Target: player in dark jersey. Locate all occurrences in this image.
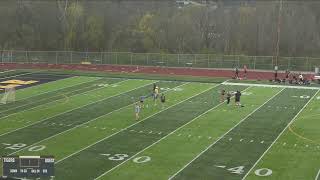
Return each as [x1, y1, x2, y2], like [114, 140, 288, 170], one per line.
[226, 92, 231, 105]
[235, 90, 242, 106]
[160, 93, 166, 109]
[139, 96, 146, 108]
[235, 67, 239, 79]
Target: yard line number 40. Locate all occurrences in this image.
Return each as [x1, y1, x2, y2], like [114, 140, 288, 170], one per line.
[216, 165, 273, 177]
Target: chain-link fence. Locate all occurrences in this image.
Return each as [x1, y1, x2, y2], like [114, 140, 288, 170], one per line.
[0, 50, 319, 71]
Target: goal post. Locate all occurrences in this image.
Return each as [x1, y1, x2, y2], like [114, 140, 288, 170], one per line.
[1, 86, 16, 104]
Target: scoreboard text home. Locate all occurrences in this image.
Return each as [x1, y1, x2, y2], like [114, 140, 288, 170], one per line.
[2, 156, 54, 178]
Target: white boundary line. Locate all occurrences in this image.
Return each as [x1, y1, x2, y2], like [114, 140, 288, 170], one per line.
[0, 78, 130, 121]
[0, 79, 154, 138]
[315, 169, 320, 180]
[168, 88, 286, 180]
[0, 76, 102, 114]
[0, 70, 15, 74]
[0, 71, 38, 80]
[222, 82, 320, 90]
[9, 82, 188, 156]
[56, 83, 218, 164]
[242, 89, 320, 180]
[93, 86, 252, 179]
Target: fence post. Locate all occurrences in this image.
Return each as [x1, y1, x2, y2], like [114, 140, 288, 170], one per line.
[26, 51, 28, 63]
[178, 54, 180, 65]
[100, 52, 103, 64]
[147, 53, 149, 65]
[70, 51, 73, 64]
[55, 52, 58, 64]
[130, 53, 133, 65]
[306, 57, 309, 71]
[207, 54, 210, 68]
[253, 56, 256, 70]
[116, 52, 118, 64]
[194, 54, 197, 66]
[10, 50, 13, 63]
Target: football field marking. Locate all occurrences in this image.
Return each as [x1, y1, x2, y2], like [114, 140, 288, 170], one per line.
[0, 76, 107, 119]
[57, 83, 217, 165]
[0, 71, 39, 80]
[9, 82, 188, 156]
[0, 79, 129, 124]
[315, 169, 320, 180]
[242, 89, 320, 180]
[222, 82, 320, 90]
[0, 79, 151, 138]
[168, 87, 285, 180]
[7, 76, 98, 104]
[0, 70, 15, 74]
[93, 86, 252, 179]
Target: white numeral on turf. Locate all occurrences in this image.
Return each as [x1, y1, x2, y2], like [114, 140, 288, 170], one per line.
[255, 168, 273, 176]
[316, 96, 320, 100]
[242, 92, 252, 95]
[133, 156, 151, 163]
[5, 143, 27, 150]
[102, 153, 151, 163]
[227, 166, 245, 175]
[300, 95, 310, 99]
[28, 145, 46, 152]
[108, 154, 129, 161]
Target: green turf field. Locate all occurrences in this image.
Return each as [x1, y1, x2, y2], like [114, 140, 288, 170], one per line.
[0, 70, 319, 180]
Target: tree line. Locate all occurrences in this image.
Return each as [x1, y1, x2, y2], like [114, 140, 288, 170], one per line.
[1, 0, 320, 57]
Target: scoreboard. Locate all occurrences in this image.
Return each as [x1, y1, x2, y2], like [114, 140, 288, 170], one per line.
[2, 156, 54, 178]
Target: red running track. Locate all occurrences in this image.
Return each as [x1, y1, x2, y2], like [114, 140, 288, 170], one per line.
[0, 63, 316, 81]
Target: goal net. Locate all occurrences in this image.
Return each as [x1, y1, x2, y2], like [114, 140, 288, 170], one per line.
[1, 86, 16, 104]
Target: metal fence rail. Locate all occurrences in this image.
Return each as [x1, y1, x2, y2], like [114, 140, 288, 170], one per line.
[0, 50, 319, 71]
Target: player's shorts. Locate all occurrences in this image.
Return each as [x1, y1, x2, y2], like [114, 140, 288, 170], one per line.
[153, 94, 158, 99]
[235, 98, 240, 102]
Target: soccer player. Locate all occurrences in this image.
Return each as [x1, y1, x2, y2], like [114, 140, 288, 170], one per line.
[154, 86, 159, 105]
[139, 95, 146, 108]
[153, 83, 157, 92]
[235, 90, 242, 106]
[134, 102, 141, 120]
[226, 92, 231, 105]
[243, 65, 248, 79]
[234, 67, 239, 79]
[160, 93, 166, 109]
[220, 89, 226, 102]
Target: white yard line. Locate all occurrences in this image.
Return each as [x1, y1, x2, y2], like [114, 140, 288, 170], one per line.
[222, 82, 320, 90]
[0, 70, 15, 74]
[168, 88, 285, 180]
[94, 85, 252, 179]
[0, 76, 102, 113]
[315, 169, 320, 180]
[9, 82, 188, 156]
[242, 89, 320, 180]
[0, 71, 39, 80]
[0, 79, 153, 138]
[0, 79, 130, 121]
[56, 83, 218, 164]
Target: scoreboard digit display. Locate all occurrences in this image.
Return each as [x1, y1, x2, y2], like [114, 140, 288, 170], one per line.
[2, 156, 54, 178]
